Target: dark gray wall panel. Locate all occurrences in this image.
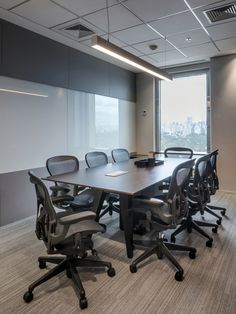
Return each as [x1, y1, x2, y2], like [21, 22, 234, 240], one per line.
[108, 65, 136, 101]
[0, 167, 49, 226]
[0, 22, 2, 67]
[68, 48, 109, 96]
[0, 19, 136, 102]
[1, 20, 69, 88]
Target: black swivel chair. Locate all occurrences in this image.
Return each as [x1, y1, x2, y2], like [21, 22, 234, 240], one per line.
[111, 148, 130, 162]
[129, 159, 197, 281]
[158, 146, 194, 193]
[164, 147, 194, 158]
[23, 172, 115, 310]
[46, 155, 94, 211]
[206, 149, 226, 216]
[85, 151, 120, 219]
[170, 154, 218, 247]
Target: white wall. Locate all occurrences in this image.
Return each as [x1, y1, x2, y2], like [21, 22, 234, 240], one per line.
[211, 55, 236, 192]
[136, 73, 156, 154]
[0, 76, 136, 174]
[0, 76, 68, 173]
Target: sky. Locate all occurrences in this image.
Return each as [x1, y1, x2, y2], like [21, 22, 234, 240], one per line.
[160, 74, 207, 124]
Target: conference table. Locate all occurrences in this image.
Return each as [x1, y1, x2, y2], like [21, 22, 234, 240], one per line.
[44, 157, 189, 258]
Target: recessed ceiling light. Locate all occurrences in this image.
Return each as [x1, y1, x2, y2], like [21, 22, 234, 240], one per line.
[149, 44, 158, 51]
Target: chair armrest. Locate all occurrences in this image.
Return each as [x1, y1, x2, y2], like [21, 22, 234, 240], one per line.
[133, 196, 164, 207]
[51, 195, 74, 204]
[59, 211, 96, 225]
[50, 185, 70, 194]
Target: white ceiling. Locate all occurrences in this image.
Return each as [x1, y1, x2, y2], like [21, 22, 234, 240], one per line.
[0, 0, 236, 71]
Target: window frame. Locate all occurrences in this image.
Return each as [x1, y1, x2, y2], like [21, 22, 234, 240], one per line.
[155, 68, 211, 154]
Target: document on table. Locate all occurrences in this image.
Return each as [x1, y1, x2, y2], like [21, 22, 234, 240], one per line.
[105, 170, 128, 177]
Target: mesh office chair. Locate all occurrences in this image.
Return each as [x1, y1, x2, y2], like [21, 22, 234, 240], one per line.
[164, 147, 194, 158]
[129, 159, 196, 281]
[206, 150, 226, 216]
[23, 172, 115, 310]
[46, 155, 94, 211]
[170, 154, 218, 247]
[111, 148, 130, 162]
[158, 147, 193, 193]
[85, 151, 120, 219]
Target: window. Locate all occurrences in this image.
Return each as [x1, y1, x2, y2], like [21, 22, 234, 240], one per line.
[159, 72, 209, 153]
[93, 95, 119, 150]
[67, 90, 136, 159]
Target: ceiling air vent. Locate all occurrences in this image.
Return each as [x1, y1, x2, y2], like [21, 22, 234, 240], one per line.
[62, 23, 94, 39]
[204, 2, 236, 23]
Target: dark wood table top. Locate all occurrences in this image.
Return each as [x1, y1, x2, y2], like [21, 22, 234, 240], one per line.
[44, 157, 189, 196]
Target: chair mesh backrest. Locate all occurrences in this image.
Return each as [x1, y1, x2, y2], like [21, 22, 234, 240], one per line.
[112, 148, 130, 162]
[194, 154, 211, 186]
[164, 147, 193, 159]
[167, 159, 195, 220]
[85, 151, 108, 168]
[46, 155, 79, 176]
[28, 171, 57, 246]
[192, 154, 211, 204]
[209, 150, 219, 193]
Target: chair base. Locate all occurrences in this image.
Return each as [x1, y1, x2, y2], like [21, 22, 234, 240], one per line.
[207, 204, 227, 216]
[170, 215, 216, 247]
[98, 202, 120, 219]
[204, 206, 222, 225]
[130, 236, 196, 281]
[23, 254, 115, 310]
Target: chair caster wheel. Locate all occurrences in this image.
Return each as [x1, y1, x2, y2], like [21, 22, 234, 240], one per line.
[91, 249, 97, 256]
[216, 219, 222, 225]
[130, 264, 137, 273]
[79, 297, 88, 309]
[66, 270, 72, 278]
[206, 239, 213, 247]
[170, 236, 176, 243]
[81, 252, 88, 259]
[38, 260, 46, 269]
[107, 267, 116, 277]
[23, 291, 33, 303]
[189, 249, 196, 259]
[221, 210, 226, 216]
[175, 271, 184, 282]
[212, 227, 218, 233]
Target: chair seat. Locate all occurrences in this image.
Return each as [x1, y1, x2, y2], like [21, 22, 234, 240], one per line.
[70, 189, 94, 209]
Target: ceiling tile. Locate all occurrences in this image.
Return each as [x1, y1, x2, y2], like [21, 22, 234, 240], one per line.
[11, 0, 77, 28]
[83, 5, 141, 33]
[180, 42, 218, 57]
[187, 0, 229, 8]
[123, 45, 143, 56]
[0, 0, 25, 10]
[207, 20, 236, 41]
[215, 37, 236, 52]
[112, 24, 160, 45]
[133, 38, 173, 54]
[52, 0, 125, 17]
[149, 11, 200, 37]
[167, 29, 210, 48]
[149, 49, 185, 64]
[125, 0, 188, 22]
[160, 55, 208, 67]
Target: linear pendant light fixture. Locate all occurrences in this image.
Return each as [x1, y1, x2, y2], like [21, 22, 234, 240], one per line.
[91, 35, 172, 81]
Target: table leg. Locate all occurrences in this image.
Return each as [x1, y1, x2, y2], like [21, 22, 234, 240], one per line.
[92, 189, 107, 221]
[119, 195, 133, 258]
